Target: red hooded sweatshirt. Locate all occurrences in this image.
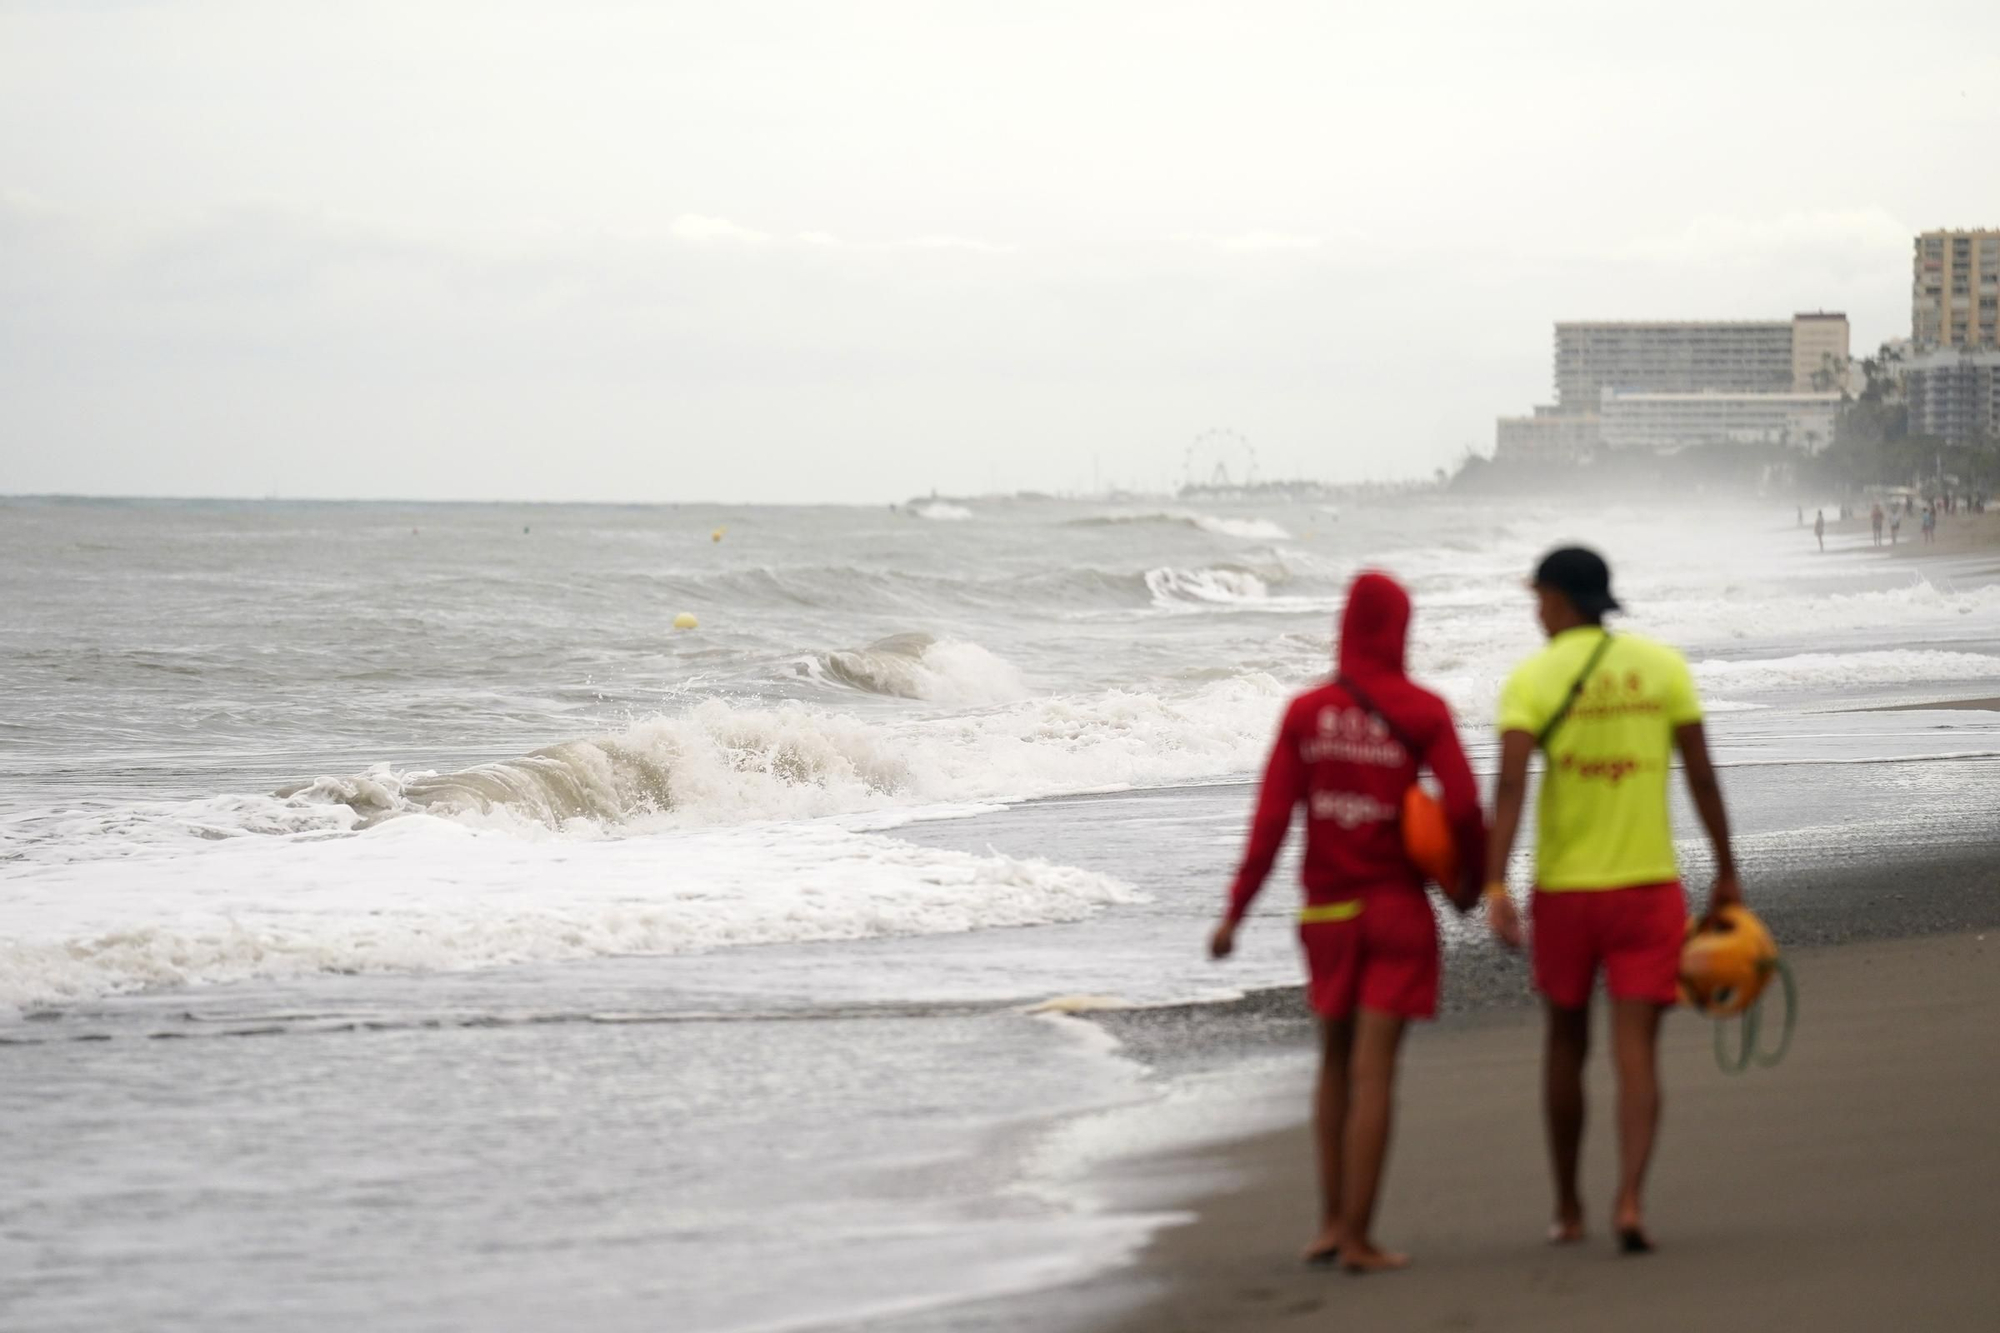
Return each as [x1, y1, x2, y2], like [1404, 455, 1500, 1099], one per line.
[1224, 571, 1486, 923]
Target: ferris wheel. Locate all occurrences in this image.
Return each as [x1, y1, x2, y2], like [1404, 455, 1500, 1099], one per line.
[1184, 429, 1257, 490]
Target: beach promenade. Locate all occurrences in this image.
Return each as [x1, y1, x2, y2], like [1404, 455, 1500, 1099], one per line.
[1075, 930, 2000, 1332]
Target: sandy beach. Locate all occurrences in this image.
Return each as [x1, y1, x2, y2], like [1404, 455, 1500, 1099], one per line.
[1818, 507, 2000, 562]
[1060, 931, 2000, 1333]
[1892, 509, 2000, 561]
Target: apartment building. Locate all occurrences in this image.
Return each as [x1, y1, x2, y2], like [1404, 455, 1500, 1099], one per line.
[1913, 230, 2000, 350]
[1791, 312, 1852, 392]
[1904, 348, 2000, 447]
[1598, 390, 1841, 455]
[1554, 320, 1794, 411]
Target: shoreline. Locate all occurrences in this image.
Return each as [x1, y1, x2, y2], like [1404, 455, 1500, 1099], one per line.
[1890, 508, 2000, 560]
[1859, 695, 2000, 712]
[856, 834, 2000, 1333]
[1092, 930, 1999, 1333]
[1820, 507, 2000, 561]
[1101, 835, 2000, 1047]
[908, 926, 2000, 1333]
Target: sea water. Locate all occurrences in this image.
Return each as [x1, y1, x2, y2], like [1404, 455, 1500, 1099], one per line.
[3, 494, 1998, 1331]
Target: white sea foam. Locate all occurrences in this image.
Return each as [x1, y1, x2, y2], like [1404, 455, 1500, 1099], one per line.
[0, 820, 1144, 1011]
[1626, 579, 2000, 649]
[29, 633, 1992, 873]
[4, 673, 1295, 863]
[1689, 649, 2000, 696]
[804, 633, 1028, 705]
[1143, 566, 1270, 609]
[1073, 509, 1292, 541]
[912, 501, 974, 521]
[451, 675, 1284, 826]
[1194, 514, 1291, 541]
[1421, 646, 2000, 727]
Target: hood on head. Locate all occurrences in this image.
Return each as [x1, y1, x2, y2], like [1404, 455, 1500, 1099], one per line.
[1338, 570, 1410, 676]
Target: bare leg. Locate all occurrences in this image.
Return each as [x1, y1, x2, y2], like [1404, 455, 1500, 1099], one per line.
[1610, 999, 1667, 1253]
[1339, 1008, 1410, 1272]
[1303, 1018, 1352, 1262]
[1544, 1001, 1590, 1242]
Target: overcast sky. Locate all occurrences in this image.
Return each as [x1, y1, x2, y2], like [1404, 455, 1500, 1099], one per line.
[3, 1, 1996, 503]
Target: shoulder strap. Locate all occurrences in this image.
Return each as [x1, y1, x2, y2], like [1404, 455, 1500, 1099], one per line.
[1536, 632, 1614, 751]
[1333, 675, 1423, 767]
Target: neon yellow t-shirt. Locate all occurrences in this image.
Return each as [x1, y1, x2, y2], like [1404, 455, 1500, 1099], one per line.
[1496, 627, 1703, 891]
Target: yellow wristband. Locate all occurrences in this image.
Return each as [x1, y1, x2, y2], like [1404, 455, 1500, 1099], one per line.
[1482, 883, 1511, 902]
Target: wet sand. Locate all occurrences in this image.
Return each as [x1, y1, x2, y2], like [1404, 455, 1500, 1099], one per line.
[859, 720, 2000, 1333]
[1817, 508, 1999, 562]
[1074, 930, 2000, 1333]
[1891, 509, 2000, 559]
[1868, 696, 2000, 712]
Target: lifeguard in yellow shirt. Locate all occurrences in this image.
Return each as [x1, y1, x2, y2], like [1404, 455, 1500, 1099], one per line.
[1483, 547, 1743, 1256]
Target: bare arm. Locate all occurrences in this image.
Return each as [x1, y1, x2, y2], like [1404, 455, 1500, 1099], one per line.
[1675, 721, 1742, 915]
[1482, 729, 1536, 947]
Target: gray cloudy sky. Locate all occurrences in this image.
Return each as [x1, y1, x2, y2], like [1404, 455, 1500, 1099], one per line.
[3, 1, 1996, 503]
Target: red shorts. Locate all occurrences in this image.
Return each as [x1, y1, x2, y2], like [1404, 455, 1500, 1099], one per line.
[1297, 889, 1439, 1020]
[1531, 882, 1685, 1009]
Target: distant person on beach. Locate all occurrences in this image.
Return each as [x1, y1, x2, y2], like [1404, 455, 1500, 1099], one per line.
[1923, 507, 1937, 544]
[1814, 510, 1825, 552]
[1871, 503, 1884, 546]
[1482, 547, 1743, 1255]
[1210, 571, 1486, 1272]
[1891, 510, 1902, 545]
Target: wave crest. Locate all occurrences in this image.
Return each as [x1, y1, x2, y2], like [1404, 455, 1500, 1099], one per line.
[283, 703, 914, 830]
[64, 672, 1294, 851]
[803, 633, 1028, 705]
[1069, 509, 1292, 541]
[1144, 566, 1271, 609]
[1690, 649, 2000, 695]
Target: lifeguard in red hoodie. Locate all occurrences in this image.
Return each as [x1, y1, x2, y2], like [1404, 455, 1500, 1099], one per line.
[1209, 570, 1485, 1272]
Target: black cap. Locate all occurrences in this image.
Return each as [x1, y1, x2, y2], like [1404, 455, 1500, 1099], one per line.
[1534, 546, 1621, 618]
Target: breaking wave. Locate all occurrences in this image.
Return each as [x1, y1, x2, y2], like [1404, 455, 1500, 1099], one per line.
[4, 674, 1294, 861]
[800, 633, 1028, 705]
[1144, 567, 1271, 609]
[1626, 578, 2000, 650]
[1689, 649, 2000, 696]
[1069, 509, 1292, 541]
[309, 676, 1284, 831]
[644, 559, 1319, 618]
[911, 501, 974, 521]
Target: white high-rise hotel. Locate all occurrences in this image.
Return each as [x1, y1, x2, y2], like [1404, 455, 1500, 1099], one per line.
[1497, 314, 1848, 462]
